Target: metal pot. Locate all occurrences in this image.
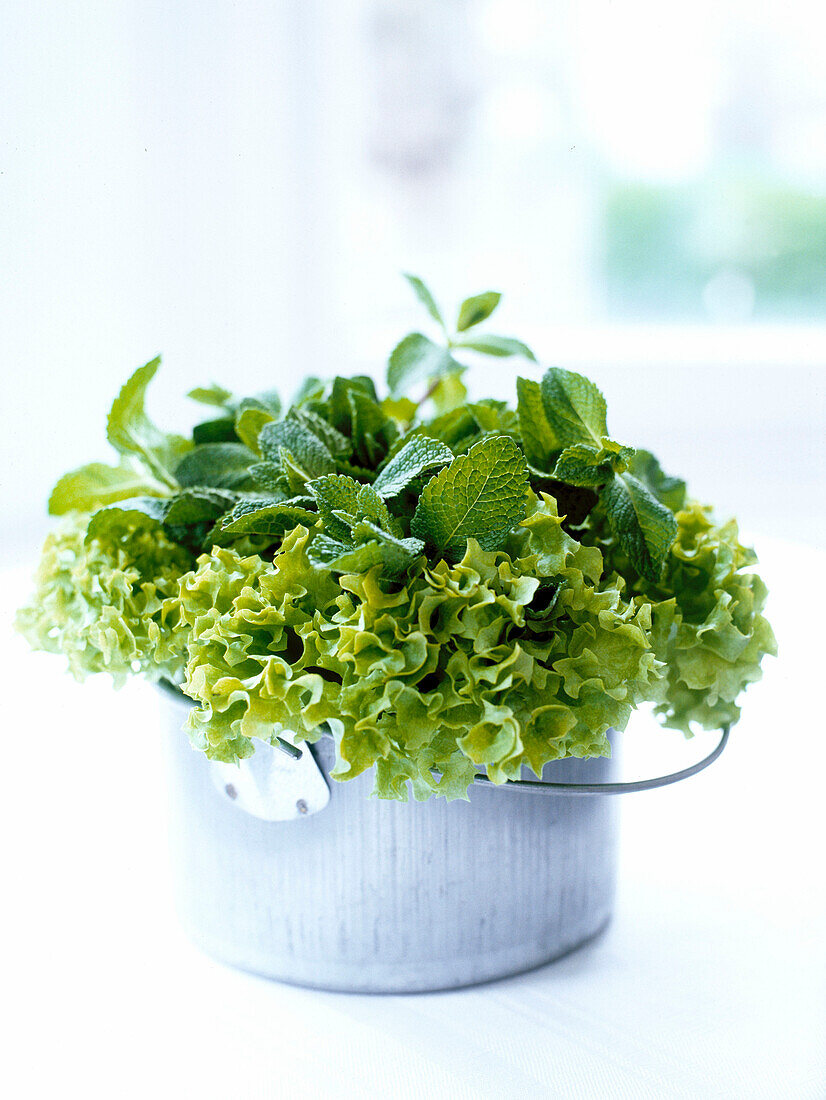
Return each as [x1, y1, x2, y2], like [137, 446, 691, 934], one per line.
[161, 688, 726, 993]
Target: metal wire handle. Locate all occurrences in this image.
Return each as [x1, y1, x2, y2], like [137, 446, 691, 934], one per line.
[472, 727, 730, 796]
[158, 681, 729, 797]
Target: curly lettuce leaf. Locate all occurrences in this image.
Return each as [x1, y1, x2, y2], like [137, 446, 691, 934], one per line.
[580, 499, 776, 734]
[171, 497, 657, 799]
[16, 512, 191, 687]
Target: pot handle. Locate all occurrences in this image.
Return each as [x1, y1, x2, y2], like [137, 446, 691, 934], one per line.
[158, 682, 728, 800]
[472, 726, 730, 796]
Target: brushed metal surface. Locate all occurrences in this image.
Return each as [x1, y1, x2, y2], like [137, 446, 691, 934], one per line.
[163, 693, 620, 993]
[208, 733, 330, 821]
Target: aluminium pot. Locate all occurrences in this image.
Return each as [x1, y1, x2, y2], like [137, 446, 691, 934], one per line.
[161, 688, 621, 993]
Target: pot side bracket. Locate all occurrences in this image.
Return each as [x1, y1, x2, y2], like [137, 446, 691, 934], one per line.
[208, 733, 330, 821]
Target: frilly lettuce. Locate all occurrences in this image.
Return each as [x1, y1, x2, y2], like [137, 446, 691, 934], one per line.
[170, 496, 657, 800]
[16, 512, 191, 686]
[579, 499, 777, 735]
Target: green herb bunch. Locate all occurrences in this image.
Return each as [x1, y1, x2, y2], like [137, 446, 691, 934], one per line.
[18, 277, 776, 800]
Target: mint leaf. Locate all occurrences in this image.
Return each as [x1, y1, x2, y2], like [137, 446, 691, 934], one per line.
[350, 484, 400, 535]
[387, 333, 461, 395]
[48, 462, 168, 515]
[455, 334, 536, 360]
[628, 449, 687, 513]
[411, 436, 529, 557]
[347, 388, 397, 466]
[289, 408, 351, 459]
[292, 376, 326, 407]
[233, 398, 281, 448]
[465, 400, 518, 435]
[351, 522, 425, 575]
[248, 461, 287, 494]
[308, 490, 421, 575]
[540, 367, 608, 448]
[456, 291, 501, 332]
[175, 442, 258, 490]
[280, 451, 316, 494]
[551, 440, 634, 488]
[551, 444, 612, 487]
[601, 472, 678, 581]
[233, 395, 281, 452]
[429, 369, 468, 416]
[107, 358, 192, 489]
[187, 383, 234, 408]
[308, 474, 401, 541]
[258, 420, 336, 478]
[349, 375, 380, 401]
[516, 377, 557, 466]
[328, 376, 379, 432]
[162, 487, 238, 526]
[373, 436, 454, 500]
[251, 389, 282, 417]
[382, 395, 418, 425]
[307, 474, 363, 541]
[86, 488, 238, 550]
[416, 407, 480, 451]
[220, 498, 317, 536]
[234, 404, 275, 452]
[193, 417, 237, 444]
[306, 533, 351, 565]
[403, 274, 445, 328]
[306, 474, 412, 574]
[308, 525, 424, 578]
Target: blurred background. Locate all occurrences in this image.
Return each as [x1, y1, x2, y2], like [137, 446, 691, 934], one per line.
[2, 0, 824, 559]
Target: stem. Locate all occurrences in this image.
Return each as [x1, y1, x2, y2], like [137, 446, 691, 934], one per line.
[419, 377, 442, 405]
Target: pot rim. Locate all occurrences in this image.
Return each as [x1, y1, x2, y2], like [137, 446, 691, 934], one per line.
[155, 678, 729, 797]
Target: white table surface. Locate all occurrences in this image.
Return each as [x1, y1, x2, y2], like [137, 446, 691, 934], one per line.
[2, 536, 824, 1099]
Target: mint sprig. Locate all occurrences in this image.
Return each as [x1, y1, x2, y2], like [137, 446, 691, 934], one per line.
[522, 365, 678, 579]
[53, 281, 681, 582]
[306, 474, 424, 577]
[387, 276, 536, 402]
[107, 358, 192, 490]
